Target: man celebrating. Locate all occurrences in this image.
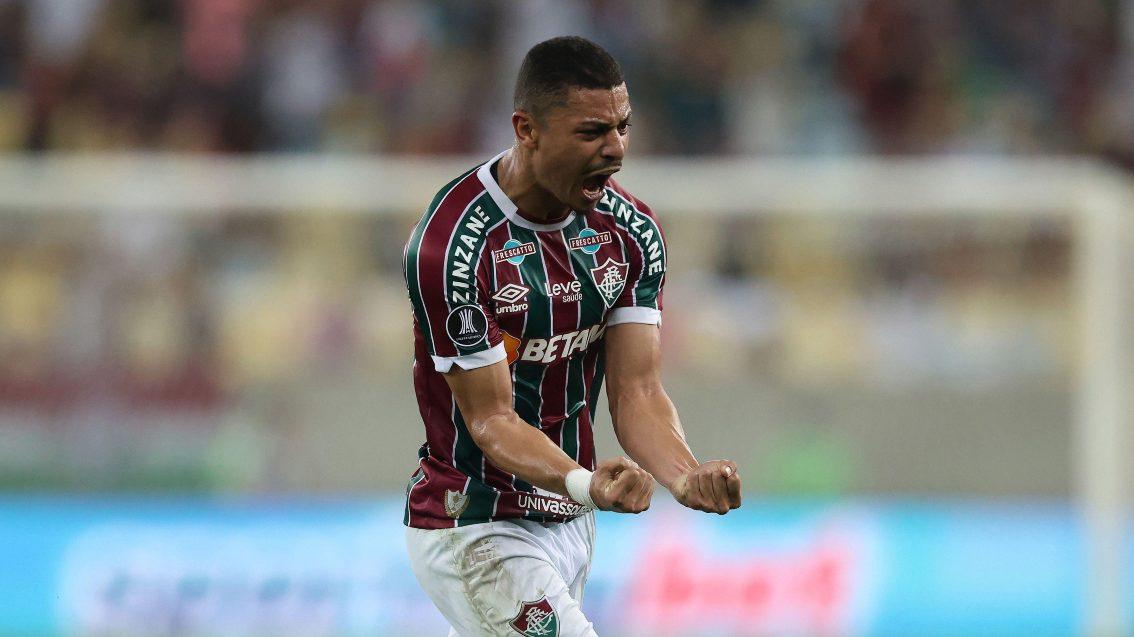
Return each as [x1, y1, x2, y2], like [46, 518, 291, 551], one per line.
[403, 36, 742, 636]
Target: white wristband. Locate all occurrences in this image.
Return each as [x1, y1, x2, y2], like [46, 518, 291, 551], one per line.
[565, 468, 596, 509]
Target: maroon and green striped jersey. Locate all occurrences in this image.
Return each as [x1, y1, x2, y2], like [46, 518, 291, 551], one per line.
[401, 150, 667, 529]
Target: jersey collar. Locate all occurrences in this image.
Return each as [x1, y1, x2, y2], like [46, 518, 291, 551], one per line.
[477, 149, 577, 232]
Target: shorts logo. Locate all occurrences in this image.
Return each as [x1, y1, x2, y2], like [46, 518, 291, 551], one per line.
[443, 489, 469, 518]
[568, 228, 611, 254]
[590, 258, 629, 307]
[494, 239, 536, 265]
[446, 305, 488, 347]
[510, 597, 559, 637]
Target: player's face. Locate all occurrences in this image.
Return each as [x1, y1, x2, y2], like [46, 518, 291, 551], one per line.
[531, 84, 631, 212]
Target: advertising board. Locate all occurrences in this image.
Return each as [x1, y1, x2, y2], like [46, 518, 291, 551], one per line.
[0, 498, 1094, 636]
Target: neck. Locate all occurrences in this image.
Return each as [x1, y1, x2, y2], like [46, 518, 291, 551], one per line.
[497, 146, 571, 223]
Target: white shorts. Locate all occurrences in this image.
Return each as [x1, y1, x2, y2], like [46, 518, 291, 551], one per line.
[405, 513, 597, 637]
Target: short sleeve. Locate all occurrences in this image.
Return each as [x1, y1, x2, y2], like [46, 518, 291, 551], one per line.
[404, 226, 504, 373]
[608, 192, 666, 327]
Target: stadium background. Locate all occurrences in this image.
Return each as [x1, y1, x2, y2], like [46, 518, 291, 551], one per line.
[0, 1, 1131, 635]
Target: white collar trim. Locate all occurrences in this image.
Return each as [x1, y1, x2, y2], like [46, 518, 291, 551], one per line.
[477, 149, 577, 232]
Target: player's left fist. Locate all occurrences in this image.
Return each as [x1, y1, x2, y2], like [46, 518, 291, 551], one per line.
[670, 460, 742, 514]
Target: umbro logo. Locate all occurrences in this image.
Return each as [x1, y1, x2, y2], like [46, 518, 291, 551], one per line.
[492, 283, 530, 305]
[492, 283, 530, 314]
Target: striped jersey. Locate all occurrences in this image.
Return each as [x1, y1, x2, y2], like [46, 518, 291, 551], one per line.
[402, 149, 667, 529]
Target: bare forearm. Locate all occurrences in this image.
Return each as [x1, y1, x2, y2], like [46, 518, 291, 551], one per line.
[602, 324, 742, 514]
[611, 385, 698, 490]
[468, 412, 582, 496]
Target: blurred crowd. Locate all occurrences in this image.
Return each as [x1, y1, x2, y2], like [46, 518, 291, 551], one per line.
[0, 210, 1075, 494]
[0, 0, 1132, 159]
[0, 0, 1099, 494]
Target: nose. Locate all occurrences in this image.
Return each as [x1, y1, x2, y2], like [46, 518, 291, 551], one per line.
[601, 129, 625, 162]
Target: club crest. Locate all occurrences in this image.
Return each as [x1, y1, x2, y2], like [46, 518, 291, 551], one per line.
[509, 596, 559, 637]
[589, 258, 629, 307]
[443, 489, 469, 518]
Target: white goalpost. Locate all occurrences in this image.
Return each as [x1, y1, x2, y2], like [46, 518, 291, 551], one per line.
[1, 154, 1129, 635]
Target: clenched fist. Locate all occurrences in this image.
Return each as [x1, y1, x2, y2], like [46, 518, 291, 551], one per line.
[591, 457, 654, 513]
[670, 460, 742, 514]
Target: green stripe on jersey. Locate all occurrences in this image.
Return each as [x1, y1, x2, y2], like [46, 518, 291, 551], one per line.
[508, 225, 551, 428]
[455, 478, 499, 527]
[403, 467, 425, 526]
[587, 348, 607, 428]
[404, 165, 480, 354]
[560, 219, 607, 463]
[444, 194, 505, 356]
[451, 409, 495, 523]
[564, 217, 611, 328]
[600, 190, 666, 308]
[451, 409, 483, 480]
[561, 355, 584, 462]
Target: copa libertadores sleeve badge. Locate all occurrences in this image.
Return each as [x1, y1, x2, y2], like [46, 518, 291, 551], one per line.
[446, 305, 489, 347]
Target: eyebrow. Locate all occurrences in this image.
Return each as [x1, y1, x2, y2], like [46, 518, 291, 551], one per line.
[576, 113, 633, 129]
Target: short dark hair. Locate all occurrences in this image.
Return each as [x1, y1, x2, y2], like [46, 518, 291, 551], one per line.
[513, 36, 624, 120]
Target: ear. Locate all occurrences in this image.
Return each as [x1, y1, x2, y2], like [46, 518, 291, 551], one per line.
[512, 110, 539, 150]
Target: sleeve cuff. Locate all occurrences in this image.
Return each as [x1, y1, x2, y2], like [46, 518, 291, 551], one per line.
[607, 306, 662, 327]
[431, 342, 507, 373]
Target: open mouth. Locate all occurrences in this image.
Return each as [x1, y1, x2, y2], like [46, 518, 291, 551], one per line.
[581, 169, 618, 202]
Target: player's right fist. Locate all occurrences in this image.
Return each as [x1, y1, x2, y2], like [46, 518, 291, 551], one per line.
[590, 457, 654, 513]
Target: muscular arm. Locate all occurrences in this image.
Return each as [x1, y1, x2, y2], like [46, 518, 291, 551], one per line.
[443, 359, 652, 512]
[445, 360, 580, 496]
[605, 322, 742, 513]
[604, 323, 697, 489]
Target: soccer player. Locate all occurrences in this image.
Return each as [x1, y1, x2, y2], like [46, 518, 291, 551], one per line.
[402, 36, 742, 637]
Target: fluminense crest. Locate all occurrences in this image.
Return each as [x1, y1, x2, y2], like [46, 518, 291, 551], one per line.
[509, 597, 559, 637]
[443, 489, 469, 518]
[590, 258, 629, 307]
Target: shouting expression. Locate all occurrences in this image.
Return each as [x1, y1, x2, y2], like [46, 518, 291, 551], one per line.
[519, 83, 632, 214]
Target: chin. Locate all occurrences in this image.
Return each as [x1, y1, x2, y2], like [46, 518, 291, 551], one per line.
[570, 200, 599, 214]
[558, 193, 591, 214]
[576, 192, 605, 212]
